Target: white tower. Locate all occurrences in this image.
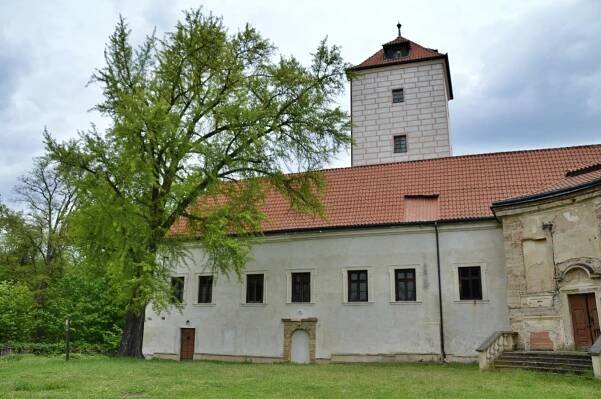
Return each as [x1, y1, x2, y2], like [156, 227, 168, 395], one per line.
[348, 24, 453, 166]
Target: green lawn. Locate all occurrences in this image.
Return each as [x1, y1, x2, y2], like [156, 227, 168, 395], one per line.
[0, 356, 599, 399]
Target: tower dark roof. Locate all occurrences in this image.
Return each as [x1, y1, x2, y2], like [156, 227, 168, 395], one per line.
[348, 34, 454, 99]
[349, 35, 445, 71]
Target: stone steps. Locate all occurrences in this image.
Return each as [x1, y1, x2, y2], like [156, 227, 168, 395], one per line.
[494, 351, 593, 375]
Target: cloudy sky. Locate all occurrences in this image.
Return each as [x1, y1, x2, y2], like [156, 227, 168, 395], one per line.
[1, 0, 600, 203]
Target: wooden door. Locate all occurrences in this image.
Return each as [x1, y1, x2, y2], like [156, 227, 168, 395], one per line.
[180, 328, 195, 360]
[587, 294, 600, 342]
[569, 294, 600, 348]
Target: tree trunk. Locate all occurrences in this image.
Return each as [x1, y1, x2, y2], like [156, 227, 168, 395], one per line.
[118, 308, 146, 357]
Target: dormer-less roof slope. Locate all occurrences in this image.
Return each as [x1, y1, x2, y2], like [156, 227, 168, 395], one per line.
[170, 145, 601, 236]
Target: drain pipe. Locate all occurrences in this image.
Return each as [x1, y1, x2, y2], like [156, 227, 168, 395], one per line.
[434, 221, 446, 361]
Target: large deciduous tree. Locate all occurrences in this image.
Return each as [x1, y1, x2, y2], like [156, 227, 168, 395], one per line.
[46, 9, 350, 357]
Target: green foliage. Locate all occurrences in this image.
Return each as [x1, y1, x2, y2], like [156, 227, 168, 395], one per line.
[45, 5, 351, 341]
[0, 281, 36, 342]
[0, 158, 124, 350]
[0, 268, 123, 350]
[39, 270, 125, 350]
[0, 341, 115, 356]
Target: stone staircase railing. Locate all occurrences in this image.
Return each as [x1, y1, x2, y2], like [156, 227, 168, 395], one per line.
[476, 331, 518, 370]
[590, 334, 601, 379]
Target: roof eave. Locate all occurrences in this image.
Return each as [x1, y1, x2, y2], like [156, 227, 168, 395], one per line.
[443, 53, 454, 100]
[347, 53, 454, 100]
[257, 217, 497, 236]
[491, 178, 601, 210]
[347, 54, 445, 72]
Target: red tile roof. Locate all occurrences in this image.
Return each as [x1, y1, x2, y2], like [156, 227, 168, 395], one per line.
[349, 35, 444, 71]
[171, 145, 601, 235]
[543, 166, 601, 192]
[492, 162, 601, 208]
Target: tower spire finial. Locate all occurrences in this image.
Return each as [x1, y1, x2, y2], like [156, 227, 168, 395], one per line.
[396, 22, 402, 37]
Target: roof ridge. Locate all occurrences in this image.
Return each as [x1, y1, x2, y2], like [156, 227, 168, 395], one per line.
[317, 143, 601, 174]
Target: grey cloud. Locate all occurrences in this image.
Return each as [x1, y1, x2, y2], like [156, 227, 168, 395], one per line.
[1, 0, 601, 204]
[451, 0, 601, 154]
[0, 42, 29, 111]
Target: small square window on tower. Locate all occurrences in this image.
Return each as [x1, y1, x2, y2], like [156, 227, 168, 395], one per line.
[393, 135, 407, 153]
[392, 88, 404, 103]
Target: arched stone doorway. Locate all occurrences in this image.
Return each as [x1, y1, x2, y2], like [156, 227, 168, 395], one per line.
[557, 260, 601, 349]
[282, 318, 316, 363]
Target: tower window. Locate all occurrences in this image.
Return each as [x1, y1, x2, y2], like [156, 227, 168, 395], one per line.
[393, 135, 407, 153]
[392, 88, 404, 103]
[384, 43, 410, 59]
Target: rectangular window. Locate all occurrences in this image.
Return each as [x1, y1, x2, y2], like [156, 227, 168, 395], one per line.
[246, 274, 264, 303]
[393, 135, 407, 153]
[348, 270, 368, 302]
[197, 275, 213, 304]
[392, 88, 404, 103]
[395, 269, 416, 301]
[171, 276, 185, 304]
[458, 266, 483, 300]
[291, 272, 311, 303]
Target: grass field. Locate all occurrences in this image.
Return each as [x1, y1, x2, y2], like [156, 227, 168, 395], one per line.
[0, 355, 599, 398]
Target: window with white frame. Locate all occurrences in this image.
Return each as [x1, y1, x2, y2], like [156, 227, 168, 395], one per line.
[342, 267, 373, 304]
[458, 266, 482, 300]
[395, 268, 416, 301]
[348, 270, 368, 302]
[197, 275, 213, 304]
[291, 272, 311, 303]
[245, 273, 264, 304]
[453, 264, 488, 302]
[388, 265, 422, 303]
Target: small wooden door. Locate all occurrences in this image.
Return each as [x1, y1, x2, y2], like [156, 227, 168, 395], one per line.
[569, 293, 600, 348]
[180, 328, 195, 360]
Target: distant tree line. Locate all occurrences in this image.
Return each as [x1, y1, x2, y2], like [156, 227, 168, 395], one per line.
[0, 157, 124, 352]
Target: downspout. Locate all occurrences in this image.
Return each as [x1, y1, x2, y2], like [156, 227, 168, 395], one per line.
[435, 221, 446, 361]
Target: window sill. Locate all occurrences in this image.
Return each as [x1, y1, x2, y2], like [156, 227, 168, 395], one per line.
[192, 303, 216, 307]
[342, 301, 374, 306]
[453, 299, 490, 304]
[240, 303, 267, 307]
[389, 301, 422, 305]
[285, 301, 316, 305]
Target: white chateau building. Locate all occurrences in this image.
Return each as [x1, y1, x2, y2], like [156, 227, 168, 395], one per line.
[143, 27, 601, 370]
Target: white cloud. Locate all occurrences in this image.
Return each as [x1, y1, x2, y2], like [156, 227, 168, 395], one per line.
[0, 0, 600, 202]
